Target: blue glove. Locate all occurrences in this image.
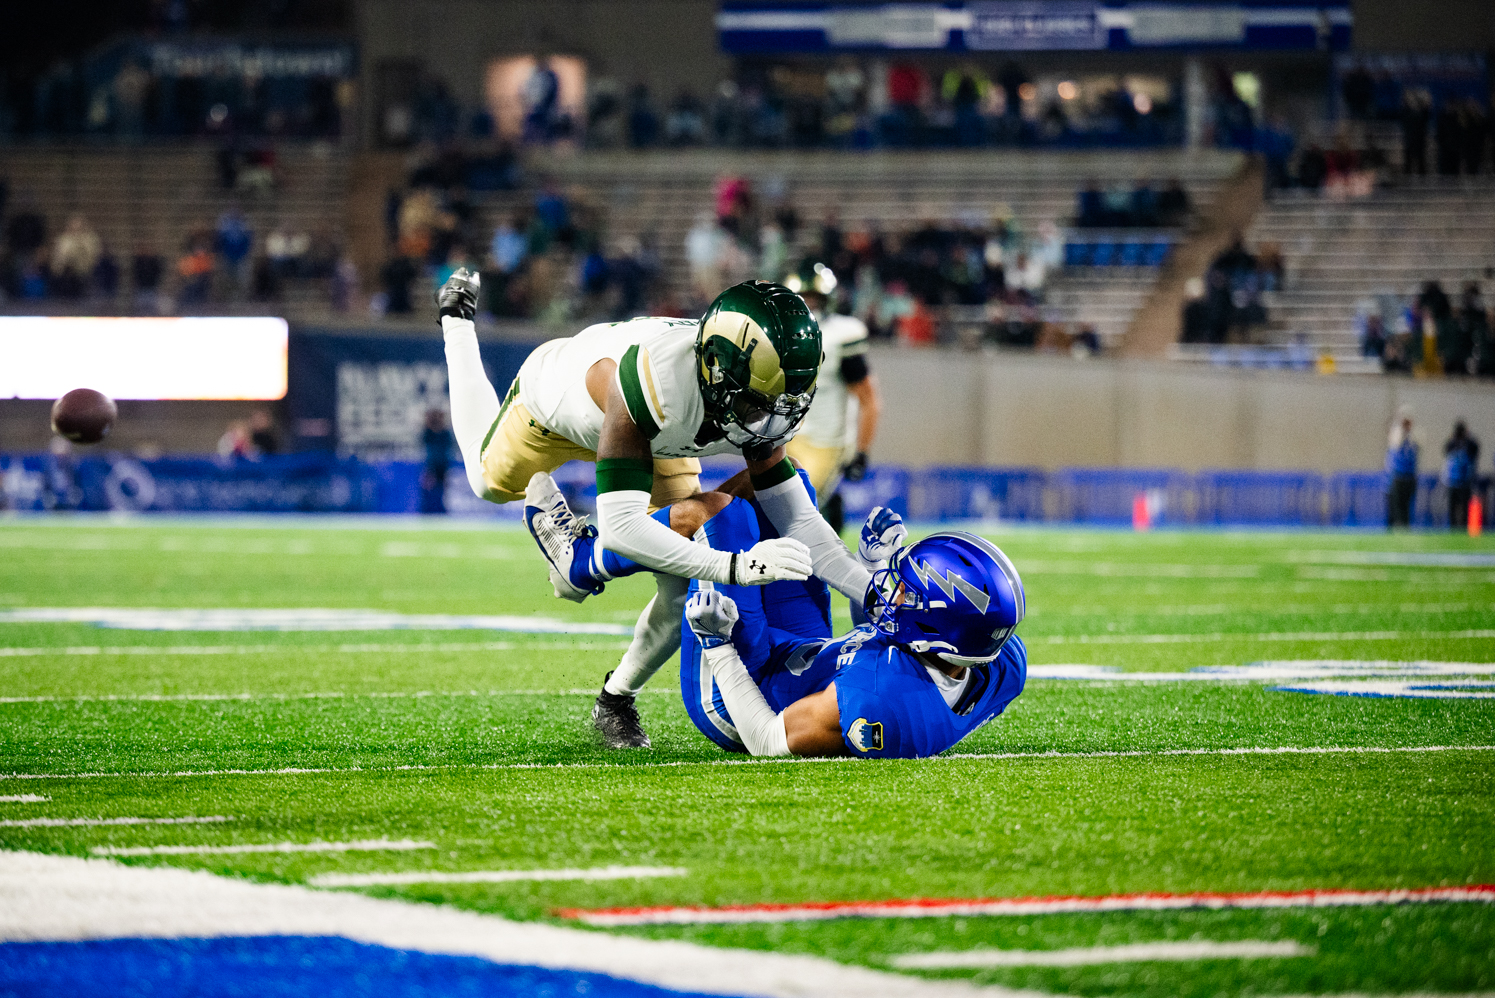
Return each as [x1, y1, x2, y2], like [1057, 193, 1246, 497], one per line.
[857, 505, 907, 568]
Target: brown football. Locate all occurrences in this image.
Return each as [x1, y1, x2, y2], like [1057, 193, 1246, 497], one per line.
[51, 388, 118, 445]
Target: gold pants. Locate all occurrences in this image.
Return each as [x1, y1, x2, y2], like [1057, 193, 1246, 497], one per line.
[480, 400, 700, 510]
[784, 436, 848, 504]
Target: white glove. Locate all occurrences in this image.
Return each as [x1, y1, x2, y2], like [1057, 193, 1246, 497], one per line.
[857, 506, 908, 569]
[731, 537, 813, 586]
[686, 589, 740, 648]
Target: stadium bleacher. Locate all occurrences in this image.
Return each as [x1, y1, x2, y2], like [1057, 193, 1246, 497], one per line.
[1247, 176, 1495, 357]
[1, 144, 350, 313]
[467, 148, 1241, 345]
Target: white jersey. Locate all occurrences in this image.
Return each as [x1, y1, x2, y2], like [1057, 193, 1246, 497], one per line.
[518, 316, 743, 459]
[796, 313, 869, 450]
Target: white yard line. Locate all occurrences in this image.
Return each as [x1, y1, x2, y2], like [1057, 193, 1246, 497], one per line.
[1031, 662, 1495, 683]
[7, 661, 1493, 704]
[0, 640, 631, 659]
[570, 886, 1495, 927]
[0, 850, 1044, 998]
[0, 688, 672, 704]
[1282, 551, 1495, 568]
[1039, 630, 1495, 645]
[0, 815, 230, 828]
[2, 745, 1492, 782]
[310, 866, 688, 888]
[1016, 561, 1264, 578]
[0, 607, 631, 636]
[0, 795, 49, 803]
[1049, 602, 1491, 618]
[892, 940, 1313, 968]
[93, 839, 434, 857]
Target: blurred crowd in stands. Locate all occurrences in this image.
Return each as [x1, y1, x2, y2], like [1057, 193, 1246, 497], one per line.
[1074, 178, 1192, 228]
[1362, 279, 1495, 378]
[568, 61, 1187, 151]
[377, 156, 1105, 351]
[368, 59, 1272, 156]
[1179, 234, 1283, 345]
[0, 177, 357, 313]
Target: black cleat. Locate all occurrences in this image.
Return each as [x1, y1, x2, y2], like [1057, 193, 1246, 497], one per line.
[437, 266, 480, 321]
[592, 673, 651, 749]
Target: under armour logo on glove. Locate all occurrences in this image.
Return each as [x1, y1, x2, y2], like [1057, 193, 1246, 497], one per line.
[729, 538, 812, 586]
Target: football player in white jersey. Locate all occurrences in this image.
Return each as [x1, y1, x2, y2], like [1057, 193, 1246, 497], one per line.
[783, 265, 881, 533]
[437, 270, 874, 748]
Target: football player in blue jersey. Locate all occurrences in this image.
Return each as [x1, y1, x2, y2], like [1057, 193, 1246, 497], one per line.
[679, 488, 1027, 759]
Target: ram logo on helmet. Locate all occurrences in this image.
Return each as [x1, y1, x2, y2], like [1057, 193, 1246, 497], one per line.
[694, 281, 823, 453]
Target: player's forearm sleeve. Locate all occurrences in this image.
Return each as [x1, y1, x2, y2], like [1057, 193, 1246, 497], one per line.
[704, 644, 791, 757]
[596, 490, 734, 583]
[752, 462, 871, 603]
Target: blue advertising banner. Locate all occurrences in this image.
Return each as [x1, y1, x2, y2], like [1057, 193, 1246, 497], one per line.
[717, 2, 1351, 53]
[968, 2, 1105, 51]
[0, 453, 1464, 529]
[0, 452, 382, 514]
[288, 331, 539, 461]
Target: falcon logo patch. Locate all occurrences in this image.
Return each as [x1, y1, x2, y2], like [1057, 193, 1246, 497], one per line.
[847, 717, 883, 752]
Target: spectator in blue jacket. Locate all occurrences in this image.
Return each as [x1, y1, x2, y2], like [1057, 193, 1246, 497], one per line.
[1442, 421, 1479, 530]
[1386, 415, 1419, 528]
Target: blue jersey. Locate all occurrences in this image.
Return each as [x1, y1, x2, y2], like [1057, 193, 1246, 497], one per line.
[678, 492, 1027, 759]
[829, 627, 1027, 759]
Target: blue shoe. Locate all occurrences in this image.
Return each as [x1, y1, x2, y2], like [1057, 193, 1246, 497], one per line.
[524, 472, 604, 603]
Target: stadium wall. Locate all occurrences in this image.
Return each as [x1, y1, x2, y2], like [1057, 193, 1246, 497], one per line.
[3, 339, 1491, 473]
[869, 347, 1495, 473]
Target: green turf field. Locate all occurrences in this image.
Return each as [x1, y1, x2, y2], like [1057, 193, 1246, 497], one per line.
[2, 515, 1492, 996]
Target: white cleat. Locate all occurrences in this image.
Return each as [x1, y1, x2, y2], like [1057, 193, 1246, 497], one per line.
[524, 471, 602, 603]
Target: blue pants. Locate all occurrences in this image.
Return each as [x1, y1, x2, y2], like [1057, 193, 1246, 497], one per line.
[679, 492, 837, 753]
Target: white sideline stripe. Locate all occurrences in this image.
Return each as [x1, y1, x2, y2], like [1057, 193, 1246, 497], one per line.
[310, 866, 688, 888]
[0, 688, 672, 704]
[0, 851, 1042, 998]
[0, 795, 49, 803]
[94, 839, 435, 857]
[2, 745, 1492, 782]
[892, 940, 1313, 968]
[0, 607, 632, 636]
[6, 662, 1492, 704]
[1040, 629, 1495, 645]
[0, 640, 632, 659]
[1017, 561, 1262, 578]
[1284, 550, 1495, 568]
[1030, 661, 1495, 682]
[0, 815, 230, 829]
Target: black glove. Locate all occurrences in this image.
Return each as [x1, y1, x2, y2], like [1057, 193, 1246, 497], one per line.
[842, 451, 869, 482]
[437, 266, 480, 322]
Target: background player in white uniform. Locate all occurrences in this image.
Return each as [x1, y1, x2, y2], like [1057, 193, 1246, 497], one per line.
[783, 266, 881, 534]
[437, 271, 872, 748]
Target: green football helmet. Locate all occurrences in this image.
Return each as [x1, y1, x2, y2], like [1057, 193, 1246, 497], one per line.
[695, 281, 823, 452]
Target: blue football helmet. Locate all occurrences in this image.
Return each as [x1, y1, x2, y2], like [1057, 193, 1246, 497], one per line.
[865, 531, 1025, 666]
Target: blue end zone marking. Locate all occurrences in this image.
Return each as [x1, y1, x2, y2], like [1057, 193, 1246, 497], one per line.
[1270, 686, 1400, 698]
[0, 936, 726, 998]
